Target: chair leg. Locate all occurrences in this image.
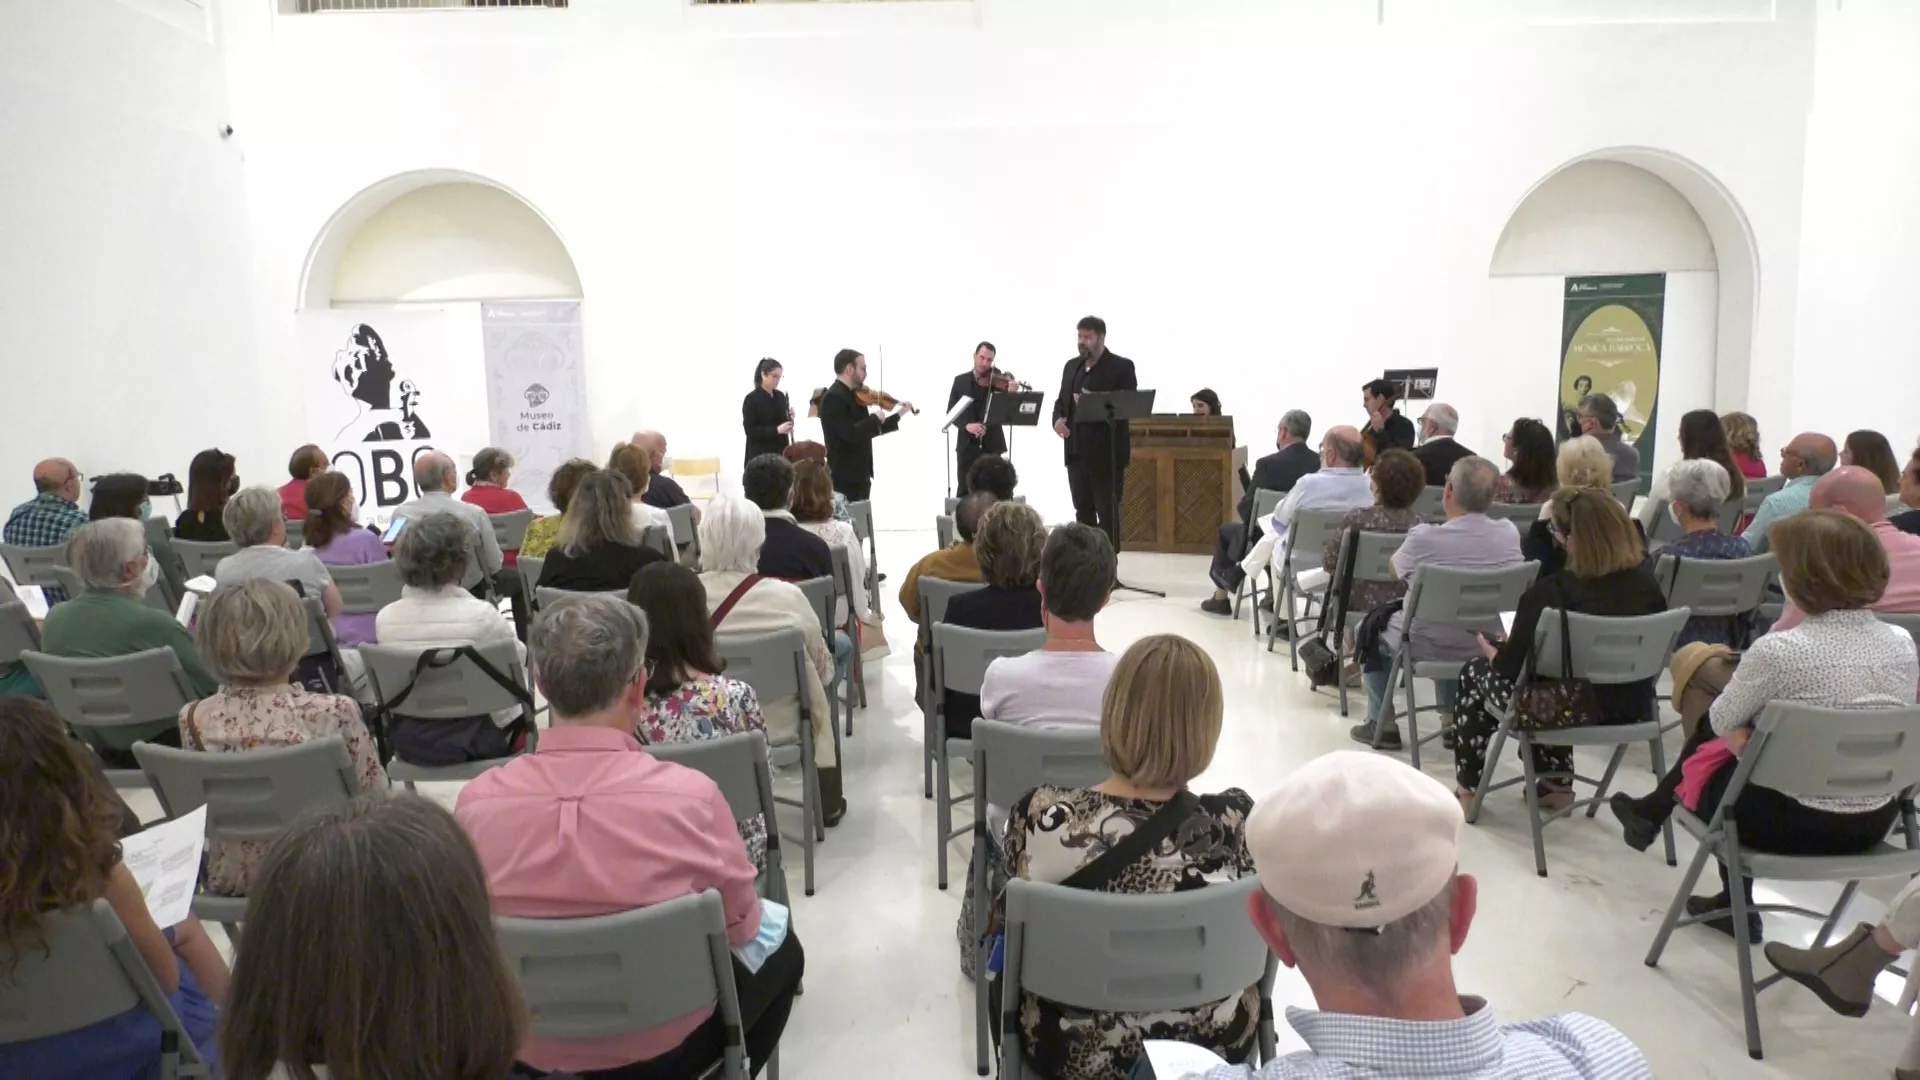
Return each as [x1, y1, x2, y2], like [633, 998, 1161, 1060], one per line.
[1646, 735, 1677, 867]
[937, 743, 952, 890]
[1400, 658, 1422, 772]
[1816, 881, 1861, 950]
[1725, 828, 1764, 1059]
[1646, 837, 1716, 967]
[801, 731, 818, 897]
[971, 841, 991, 1076]
[1520, 735, 1549, 878]
[1467, 718, 1510, 825]
[1586, 745, 1629, 818]
[923, 700, 936, 801]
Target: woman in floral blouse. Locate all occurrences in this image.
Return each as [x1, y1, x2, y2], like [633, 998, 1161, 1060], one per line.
[1321, 449, 1425, 614]
[179, 579, 387, 896]
[628, 561, 770, 871]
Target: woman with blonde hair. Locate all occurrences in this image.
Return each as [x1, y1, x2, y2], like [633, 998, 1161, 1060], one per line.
[1521, 434, 1637, 573]
[940, 501, 1047, 738]
[998, 634, 1257, 1080]
[608, 442, 674, 534]
[1721, 411, 1766, 479]
[534, 470, 668, 593]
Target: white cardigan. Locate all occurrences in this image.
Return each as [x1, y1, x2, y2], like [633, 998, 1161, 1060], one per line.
[374, 584, 527, 727]
[701, 569, 837, 768]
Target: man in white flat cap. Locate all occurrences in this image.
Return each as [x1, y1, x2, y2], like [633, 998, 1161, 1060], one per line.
[1153, 752, 1650, 1079]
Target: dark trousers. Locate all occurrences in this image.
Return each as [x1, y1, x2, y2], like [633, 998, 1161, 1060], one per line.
[514, 931, 804, 1080]
[1067, 456, 1123, 550]
[836, 476, 872, 503]
[1210, 522, 1259, 592]
[1695, 750, 1901, 904]
[956, 445, 984, 498]
[471, 568, 530, 641]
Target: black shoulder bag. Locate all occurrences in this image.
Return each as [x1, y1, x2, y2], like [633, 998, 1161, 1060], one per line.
[1509, 585, 1604, 731]
[372, 645, 536, 766]
[1296, 529, 1357, 689]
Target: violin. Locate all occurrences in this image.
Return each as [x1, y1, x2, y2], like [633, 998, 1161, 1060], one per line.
[976, 366, 1030, 393]
[854, 385, 918, 415]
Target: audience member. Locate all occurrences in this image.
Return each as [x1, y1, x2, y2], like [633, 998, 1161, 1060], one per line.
[631, 430, 692, 511]
[1656, 459, 1753, 648]
[628, 561, 772, 871]
[610, 441, 674, 534]
[87, 472, 150, 522]
[1000, 635, 1257, 1080]
[967, 453, 1019, 501]
[1190, 388, 1222, 417]
[458, 594, 802, 1078]
[1766, 880, 1920, 1075]
[6, 457, 88, 602]
[461, 446, 531, 567]
[1843, 429, 1903, 495]
[1650, 409, 1748, 504]
[278, 443, 329, 520]
[1412, 403, 1475, 487]
[1321, 448, 1425, 616]
[1519, 435, 1616, 573]
[902, 489, 996, 624]
[791, 457, 871, 631]
[1452, 490, 1666, 812]
[534, 470, 668, 593]
[1769, 465, 1920, 631]
[1493, 417, 1558, 504]
[181, 580, 386, 897]
[521, 457, 596, 560]
[1896, 445, 1920, 537]
[783, 440, 852, 523]
[1741, 431, 1837, 553]
[393, 451, 520, 634]
[1158, 751, 1648, 1079]
[1577, 393, 1641, 483]
[0, 699, 229, 1077]
[941, 501, 1047, 738]
[1351, 457, 1526, 751]
[1202, 409, 1320, 614]
[220, 795, 527, 1080]
[1360, 378, 1417, 461]
[980, 521, 1119, 730]
[1722, 411, 1767, 479]
[698, 495, 841, 824]
[1231, 426, 1373, 630]
[173, 448, 237, 541]
[376, 512, 530, 764]
[302, 469, 388, 647]
[744, 453, 833, 581]
[1610, 511, 1917, 943]
[215, 486, 344, 620]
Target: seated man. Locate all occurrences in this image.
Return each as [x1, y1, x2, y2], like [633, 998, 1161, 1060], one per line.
[631, 430, 693, 511]
[1740, 432, 1836, 554]
[1203, 410, 1319, 615]
[744, 454, 832, 582]
[901, 489, 997, 624]
[393, 451, 525, 638]
[1770, 465, 1920, 630]
[1576, 393, 1642, 484]
[1893, 444, 1920, 537]
[1411, 403, 1475, 488]
[1147, 752, 1649, 1079]
[981, 521, 1118, 730]
[458, 594, 802, 1079]
[4, 457, 89, 603]
[1234, 426, 1374, 633]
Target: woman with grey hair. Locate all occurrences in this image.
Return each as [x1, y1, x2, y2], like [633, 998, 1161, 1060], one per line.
[696, 495, 845, 824]
[213, 485, 344, 620]
[535, 470, 668, 593]
[460, 448, 531, 565]
[181, 579, 386, 896]
[1657, 457, 1751, 648]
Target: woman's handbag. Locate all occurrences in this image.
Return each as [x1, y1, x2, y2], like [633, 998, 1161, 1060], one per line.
[1509, 590, 1605, 731]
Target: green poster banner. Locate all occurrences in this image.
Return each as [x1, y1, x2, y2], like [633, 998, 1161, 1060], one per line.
[1557, 273, 1665, 479]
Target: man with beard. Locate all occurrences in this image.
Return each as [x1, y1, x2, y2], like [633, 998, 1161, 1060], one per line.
[1052, 316, 1138, 548]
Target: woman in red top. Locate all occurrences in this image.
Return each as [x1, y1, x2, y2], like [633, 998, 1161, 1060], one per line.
[278, 444, 328, 520]
[461, 447, 530, 565]
[1721, 411, 1767, 479]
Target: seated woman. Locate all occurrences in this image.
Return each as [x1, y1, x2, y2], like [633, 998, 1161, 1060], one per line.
[629, 561, 772, 872]
[0, 699, 230, 1076]
[942, 501, 1046, 739]
[213, 486, 344, 619]
[783, 440, 852, 523]
[376, 512, 530, 764]
[218, 795, 527, 1080]
[790, 458, 871, 630]
[1649, 409, 1748, 507]
[608, 443, 673, 535]
[182, 580, 387, 897]
[1843, 429, 1903, 495]
[520, 457, 596, 561]
[87, 472, 150, 522]
[1519, 434, 1620, 575]
[278, 443, 328, 520]
[697, 495, 844, 826]
[535, 470, 669, 593]
[1611, 510, 1917, 942]
[173, 448, 237, 542]
[1320, 448, 1423, 615]
[1453, 489, 1667, 812]
[1493, 417, 1557, 505]
[302, 469, 388, 647]
[1656, 458, 1752, 647]
[461, 447, 531, 567]
[999, 634, 1257, 1080]
[1190, 388, 1222, 417]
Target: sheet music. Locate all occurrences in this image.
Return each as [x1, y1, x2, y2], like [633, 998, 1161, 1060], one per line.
[120, 805, 207, 929]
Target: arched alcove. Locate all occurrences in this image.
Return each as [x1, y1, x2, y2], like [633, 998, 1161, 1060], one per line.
[1491, 160, 1717, 277]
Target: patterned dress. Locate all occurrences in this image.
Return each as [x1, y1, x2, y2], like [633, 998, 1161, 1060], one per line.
[639, 673, 771, 872]
[1493, 474, 1555, 505]
[1000, 786, 1259, 1080]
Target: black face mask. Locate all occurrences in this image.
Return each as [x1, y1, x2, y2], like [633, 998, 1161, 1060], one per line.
[227, 475, 241, 496]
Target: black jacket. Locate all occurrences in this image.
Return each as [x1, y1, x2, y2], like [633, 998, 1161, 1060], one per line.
[1239, 442, 1323, 522]
[1412, 437, 1476, 488]
[758, 515, 834, 582]
[1052, 351, 1139, 467]
[818, 381, 901, 489]
[535, 541, 668, 594]
[946, 373, 1008, 455]
[642, 471, 689, 510]
[1363, 410, 1417, 461]
[742, 388, 792, 463]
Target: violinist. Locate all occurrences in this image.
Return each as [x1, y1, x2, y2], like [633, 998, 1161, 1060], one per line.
[946, 341, 1017, 496]
[742, 357, 794, 463]
[817, 348, 914, 502]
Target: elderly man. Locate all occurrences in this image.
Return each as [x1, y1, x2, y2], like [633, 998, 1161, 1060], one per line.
[214, 487, 343, 618]
[458, 594, 802, 1078]
[1577, 394, 1641, 484]
[1233, 427, 1373, 632]
[1349, 457, 1526, 751]
[1770, 465, 1920, 631]
[1893, 445, 1920, 537]
[1202, 410, 1320, 615]
[1741, 432, 1838, 554]
[1411, 404, 1476, 488]
[630, 430, 693, 512]
[5, 458, 89, 602]
[902, 489, 997, 623]
[392, 451, 524, 637]
[743, 454, 832, 581]
[1149, 752, 1648, 1079]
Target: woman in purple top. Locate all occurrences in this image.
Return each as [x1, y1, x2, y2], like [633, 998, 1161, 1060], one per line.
[300, 471, 388, 646]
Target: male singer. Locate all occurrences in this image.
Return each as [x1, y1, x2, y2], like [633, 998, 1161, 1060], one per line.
[818, 348, 913, 501]
[945, 342, 1008, 497]
[1053, 316, 1138, 546]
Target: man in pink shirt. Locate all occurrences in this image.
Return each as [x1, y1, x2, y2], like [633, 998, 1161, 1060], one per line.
[1771, 466, 1920, 632]
[457, 593, 802, 1078]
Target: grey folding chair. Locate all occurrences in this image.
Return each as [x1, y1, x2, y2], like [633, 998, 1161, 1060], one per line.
[1655, 552, 1777, 658]
[284, 519, 305, 550]
[47, 566, 170, 616]
[0, 542, 66, 590]
[936, 514, 956, 551]
[133, 737, 363, 940]
[1645, 498, 1684, 546]
[495, 890, 761, 1080]
[1373, 562, 1539, 769]
[359, 639, 536, 788]
[1644, 702, 1920, 1060]
[1270, 508, 1346, 657]
[1231, 488, 1285, 627]
[848, 499, 877, 596]
[714, 627, 823, 896]
[1324, 530, 1408, 717]
[1483, 501, 1543, 527]
[535, 585, 626, 611]
[830, 544, 865, 717]
[641, 523, 675, 561]
[793, 575, 844, 767]
[171, 539, 238, 581]
[0, 599, 43, 666]
[665, 503, 699, 565]
[1466, 607, 1692, 877]
[648, 732, 789, 906]
[0, 899, 213, 1078]
[1412, 485, 1447, 522]
[490, 509, 534, 554]
[23, 648, 198, 787]
[929, 625, 1046, 890]
[1878, 611, 1920, 641]
[999, 877, 1280, 1080]
[518, 555, 546, 607]
[917, 577, 988, 796]
[967, 720, 1108, 1073]
[299, 596, 351, 696]
[1742, 474, 1788, 517]
[1715, 496, 1748, 534]
[1610, 478, 1641, 505]
[146, 528, 189, 610]
[328, 560, 403, 615]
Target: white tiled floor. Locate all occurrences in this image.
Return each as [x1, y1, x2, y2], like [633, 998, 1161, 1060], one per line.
[144, 536, 1911, 1078]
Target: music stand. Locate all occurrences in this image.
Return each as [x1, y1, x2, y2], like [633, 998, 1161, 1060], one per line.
[984, 389, 1044, 473]
[1072, 388, 1163, 598]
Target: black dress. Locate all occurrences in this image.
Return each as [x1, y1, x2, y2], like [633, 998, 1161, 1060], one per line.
[742, 388, 792, 463]
[535, 542, 668, 594]
[172, 509, 230, 542]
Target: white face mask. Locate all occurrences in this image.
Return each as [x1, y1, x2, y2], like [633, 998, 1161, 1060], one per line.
[1667, 501, 1684, 528]
[138, 553, 160, 592]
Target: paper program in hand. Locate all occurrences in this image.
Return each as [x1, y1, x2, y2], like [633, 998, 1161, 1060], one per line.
[119, 805, 207, 929]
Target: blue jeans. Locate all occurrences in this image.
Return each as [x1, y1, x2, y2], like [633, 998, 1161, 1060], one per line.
[831, 630, 852, 689]
[1363, 668, 1457, 725]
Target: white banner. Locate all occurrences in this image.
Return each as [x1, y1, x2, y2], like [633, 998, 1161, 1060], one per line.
[481, 301, 591, 513]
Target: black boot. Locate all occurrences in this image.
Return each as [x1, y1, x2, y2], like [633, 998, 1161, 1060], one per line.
[819, 767, 847, 828]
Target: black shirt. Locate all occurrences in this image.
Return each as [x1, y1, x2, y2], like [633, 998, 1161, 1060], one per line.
[1051, 351, 1139, 465]
[535, 541, 668, 594]
[758, 515, 834, 582]
[947, 372, 1008, 455]
[940, 584, 1045, 738]
[742, 388, 793, 464]
[1894, 509, 1920, 538]
[173, 509, 230, 543]
[642, 471, 690, 510]
[1363, 410, 1418, 461]
[1495, 564, 1668, 723]
[1412, 437, 1477, 488]
[817, 380, 902, 489]
[1240, 442, 1323, 522]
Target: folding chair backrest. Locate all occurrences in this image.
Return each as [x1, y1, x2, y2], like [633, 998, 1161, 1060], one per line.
[1715, 497, 1746, 535]
[971, 720, 1108, 811]
[829, 545, 856, 624]
[329, 560, 403, 615]
[285, 520, 305, 550]
[491, 510, 534, 552]
[0, 543, 66, 589]
[51, 565, 83, 601]
[794, 576, 835, 640]
[519, 555, 546, 597]
[1279, 508, 1346, 566]
[24, 648, 198, 731]
[848, 500, 873, 543]
[1879, 612, 1920, 642]
[1746, 703, 1920, 803]
[1530, 608, 1691, 685]
[146, 529, 189, 609]
[1484, 501, 1542, 526]
[1003, 876, 1271, 1014]
[919, 576, 987, 627]
[641, 524, 674, 561]
[301, 597, 339, 665]
[1249, 488, 1284, 523]
[172, 540, 239, 580]
[933, 625, 1046, 696]
[713, 628, 807, 704]
[1413, 486, 1446, 521]
[0, 600, 42, 663]
[536, 586, 626, 611]
[1346, 530, 1406, 585]
[936, 515, 956, 551]
[0, 900, 191, 1053]
[645, 731, 778, 833]
[1405, 562, 1539, 629]
[495, 890, 739, 1044]
[665, 504, 696, 551]
[359, 640, 529, 721]
[1747, 474, 1787, 498]
[1646, 499, 1684, 544]
[1655, 553, 1777, 618]
[1610, 479, 1641, 506]
[134, 737, 361, 846]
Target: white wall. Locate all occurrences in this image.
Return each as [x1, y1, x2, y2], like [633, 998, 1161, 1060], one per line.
[0, 0, 262, 505]
[332, 182, 583, 303]
[1490, 161, 1716, 277]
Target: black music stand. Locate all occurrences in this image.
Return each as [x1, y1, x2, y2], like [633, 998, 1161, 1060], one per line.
[1073, 388, 1162, 598]
[984, 389, 1044, 473]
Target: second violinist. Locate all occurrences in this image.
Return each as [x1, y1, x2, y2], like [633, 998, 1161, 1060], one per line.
[818, 347, 914, 502]
[946, 341, 1018, 496]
